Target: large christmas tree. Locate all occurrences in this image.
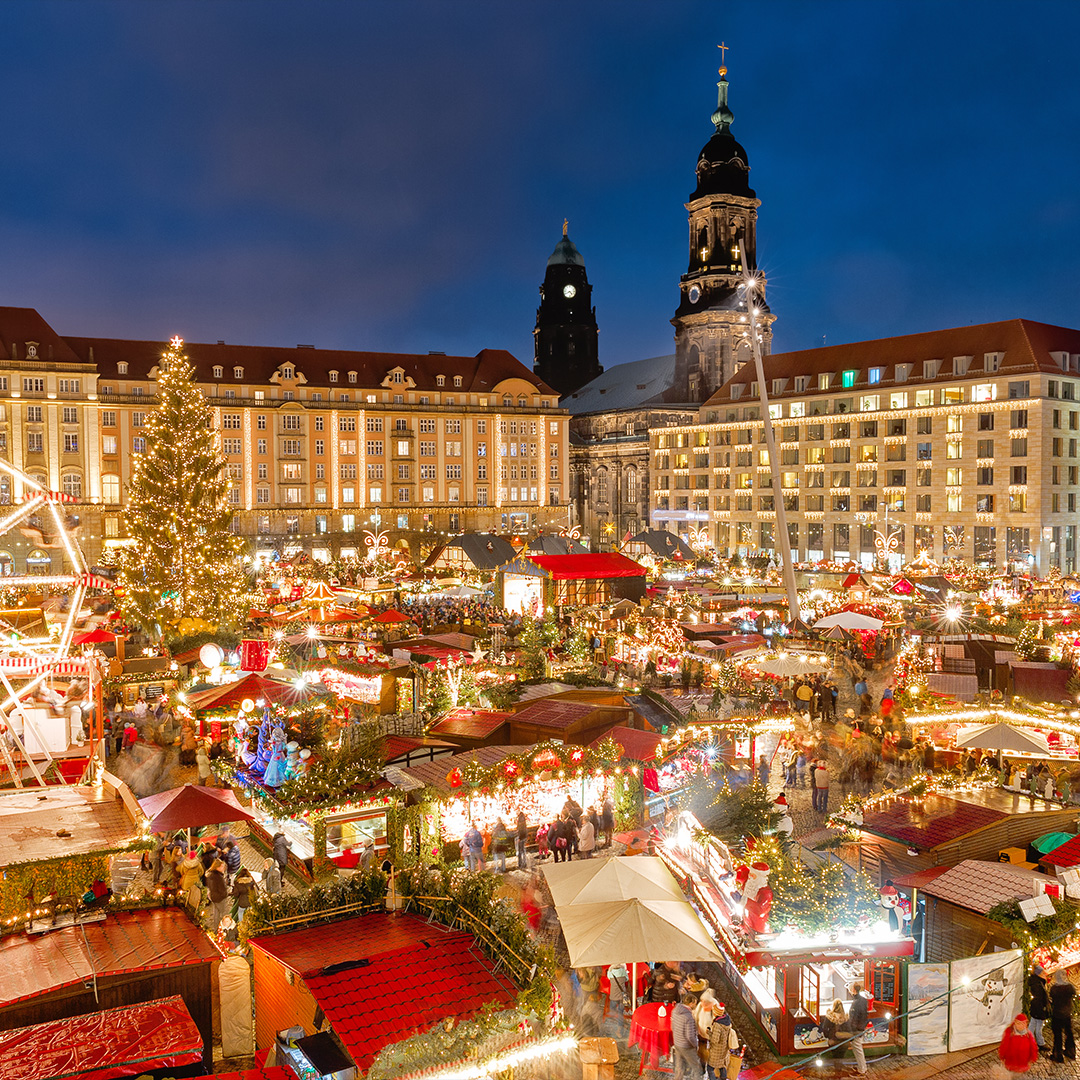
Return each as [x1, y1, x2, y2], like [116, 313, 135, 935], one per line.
[118, 337, 249, 639]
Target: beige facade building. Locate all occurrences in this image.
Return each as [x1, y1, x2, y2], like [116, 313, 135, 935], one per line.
[651, 319, 1080, 574]
[0, 307, 569, 572]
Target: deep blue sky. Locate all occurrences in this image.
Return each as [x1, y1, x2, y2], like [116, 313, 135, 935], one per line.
[3, 1, 1080, 369]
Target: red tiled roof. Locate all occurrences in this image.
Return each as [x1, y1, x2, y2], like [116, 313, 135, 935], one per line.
[0, 995, 203, 1080]
[859, 794, 1007, 850]
[251, 915, 517, 1074]
[518, 553, 647, 580]
[428, 710, 511, 741]
[1041, 834, 1080, 868]
[590, 724, 662, 762]
[704, 319, 1080, 407]
[0, 909, 219, 1008]
[889, 866, 952, 889]
[917, 859, 1045, 915]
[510, 699, 599, 731]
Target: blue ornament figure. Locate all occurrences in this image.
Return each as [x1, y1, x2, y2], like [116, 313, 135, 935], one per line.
[263, 727, 288, 787]
[253, 708, 274, 775]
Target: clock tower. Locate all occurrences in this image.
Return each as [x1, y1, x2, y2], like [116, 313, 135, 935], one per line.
[672, 57, 775, 403]
[533, 221, 602, 399]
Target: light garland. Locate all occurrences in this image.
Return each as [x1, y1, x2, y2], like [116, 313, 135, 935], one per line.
[412, 1033, 579, 1080]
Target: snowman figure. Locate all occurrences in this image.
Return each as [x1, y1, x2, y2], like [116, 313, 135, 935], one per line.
[297, 747, 311, 776]
[284, 741, 301, 780]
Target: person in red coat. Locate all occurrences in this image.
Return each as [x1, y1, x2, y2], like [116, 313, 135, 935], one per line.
[999, 1014, 1040, 1073]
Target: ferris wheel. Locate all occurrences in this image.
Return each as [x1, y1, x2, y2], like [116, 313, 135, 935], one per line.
[0, 459, 107, 785]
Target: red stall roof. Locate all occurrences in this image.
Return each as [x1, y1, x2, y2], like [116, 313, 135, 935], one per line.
[591, 724, 663, 762]
[518, 553, 646, 580]
[1042, 834, 1080, 868]
[251, 914, 516, 1075]
[0, 909, 219, 1008]
[0, 995, 202, 1080]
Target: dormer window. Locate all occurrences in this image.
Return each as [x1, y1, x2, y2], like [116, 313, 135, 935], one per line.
[234, 366, 244, 379]
[518, 396, 526, 407]
[117, 362, 128, 375]
[503, 395, 512, 407]
[348, 371, 357, 384]
[818, 373, 831, 390]
[436, 375, 446, 387]
[453, 375, 462, 387]
[213, 366, 223, 379]
[895, 363, 912, 382]
[282, 365, 294, 380]
[868, 367, 883, 384]
[392, 371, 403, 384]
[329, 371, 338, 383]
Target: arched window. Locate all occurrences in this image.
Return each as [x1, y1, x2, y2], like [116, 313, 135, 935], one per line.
[234, 366, 244, 379]
[212, 366, 223, 379]
[26, 549, 51, 570]
[0, 552, 12, 577]
[62, 472, 82, 498]
[596, 469, 609, 503]
[101, 474, 121, 504]
[348, 371, 357, 384]
[329, 370, 339, 383]
[626, 468, 638, 504]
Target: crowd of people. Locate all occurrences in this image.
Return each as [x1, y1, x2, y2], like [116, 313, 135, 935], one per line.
[143, 825, 288, 933]
[458, 796, 616, 874]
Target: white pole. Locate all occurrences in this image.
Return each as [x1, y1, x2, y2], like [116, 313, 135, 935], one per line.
[741, 256, 801, 623]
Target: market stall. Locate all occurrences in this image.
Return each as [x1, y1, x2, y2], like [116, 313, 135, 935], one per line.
[661, 812, 914, 1059]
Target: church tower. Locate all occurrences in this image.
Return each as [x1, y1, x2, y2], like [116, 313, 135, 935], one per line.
[533, 222, 602, 398]
[672, 52, 774, 403]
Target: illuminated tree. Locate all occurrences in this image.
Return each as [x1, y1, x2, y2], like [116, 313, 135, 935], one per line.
[117, 338, 249, 639]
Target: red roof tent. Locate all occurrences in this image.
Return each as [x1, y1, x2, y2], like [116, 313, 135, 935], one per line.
[0, 995, 202, 1080]
[428, 709, 512, 741]
[0, 909, 220, 1009]
[510, 698, 601, 731]
[522, 552, 646, 580]
[889, 865, 952, 890]
[373, 609, 413, 623]
[185, 671, 306, 711]
[250, 914, 516, 1074]
[139, 782, 256, 833]
[591, 724, 663, 763]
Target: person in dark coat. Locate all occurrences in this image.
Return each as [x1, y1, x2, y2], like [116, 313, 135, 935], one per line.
[206, 859, 229, 933]
[601, 797, 615, 848]
[1029, 964, 1050, 1051]
[222, 839, 242, 883]
[549, 817, 567, 863]
[231, 867, 258, 920]
[272, 831, 290, 874]
[515, 811, 528, 869]
[1050, 970, 1076, 1061]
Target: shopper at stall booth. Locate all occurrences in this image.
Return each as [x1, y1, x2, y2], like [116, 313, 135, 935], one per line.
[671, 993, 700, 1080]
[601, 795, 615, 848]
[999, 1014, 1040, 1073]
[578, 815, 596, 859]
[1050, 970, 1076, 1061]
[491, 818, 511, 873]
[515, 811, 528, 869]
[262, 857, 282, 897]
[462, 823, 484, 872]
[272, 830, 290, 874]
[1028, 965, 1049, 1052]
[178, 850, 202, 910]
[705, 1003, 740, 1080]
[848, 982, 870, 1076]
[821, 999, 849, 1049]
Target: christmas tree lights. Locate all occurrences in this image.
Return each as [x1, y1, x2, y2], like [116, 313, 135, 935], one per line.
[117, 338, 250, 639]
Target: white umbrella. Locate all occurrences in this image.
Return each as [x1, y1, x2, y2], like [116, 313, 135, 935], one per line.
[956, 722, 1051, 757]
[815, 611, 884, 631]
[542, 857, 723, 973]
[745, 650, 830, 677]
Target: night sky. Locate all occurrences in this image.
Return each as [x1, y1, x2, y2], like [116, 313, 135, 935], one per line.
[3, 1, 1080, 371]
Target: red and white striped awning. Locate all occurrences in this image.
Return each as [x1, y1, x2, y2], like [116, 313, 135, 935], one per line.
[74, 573, 116, 589]
[0, 656, 97, 677]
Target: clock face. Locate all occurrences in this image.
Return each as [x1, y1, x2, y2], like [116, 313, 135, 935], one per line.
[688, 285, 701, 304]
[563, 284, 577, 299]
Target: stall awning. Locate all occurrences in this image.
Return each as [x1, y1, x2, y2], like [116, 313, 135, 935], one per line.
[499, 552, 646, 580]
[0, 995, 202, 1080]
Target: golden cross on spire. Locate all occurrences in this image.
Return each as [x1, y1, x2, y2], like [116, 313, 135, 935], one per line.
[562, 218, 569, 237]
[718, 41, 729, 76]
